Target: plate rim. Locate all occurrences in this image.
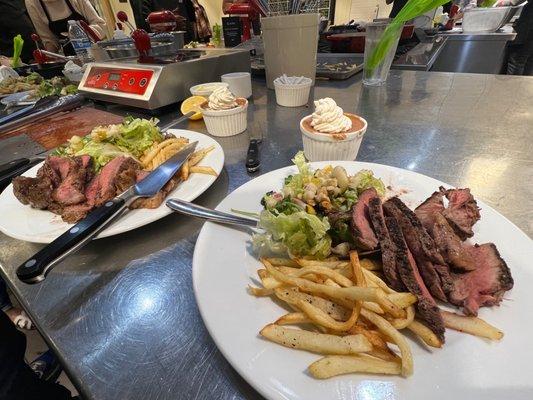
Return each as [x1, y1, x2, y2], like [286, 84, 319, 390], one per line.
[192, 160, 532, 400]
[0, 128, 224, 243]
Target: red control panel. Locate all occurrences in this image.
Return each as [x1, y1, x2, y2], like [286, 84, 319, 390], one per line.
[82, 67, 154, 95]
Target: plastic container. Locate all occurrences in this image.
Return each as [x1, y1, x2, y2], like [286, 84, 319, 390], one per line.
[201, 98, 248, 137]
[274, 77, 312, 107]
[300, 114, 367, 161]
[262, 13, 320, 89]
[67, 20, 92, 63]
[190, 82, 229, 97]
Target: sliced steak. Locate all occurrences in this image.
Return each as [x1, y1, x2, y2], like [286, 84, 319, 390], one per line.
[92, 156, 140, 207]
[61, 203, 93, 224]
[448, 243, 513, 316]
[367, 197, 405, 291]
[432, 214, 475, 271]
[441, 187, 480, 240]
[383, 198, 450, 302]
[351, 188, 379, 250]
[46, 156, 74, 180]
[130, 175, 180, 209]
[386, 216, 445, 342]
[12, 176, 55, 210]
[414, 190, 444, 232]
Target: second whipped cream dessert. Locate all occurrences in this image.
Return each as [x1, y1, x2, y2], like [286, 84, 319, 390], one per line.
[201, 86, 248, 137]
[300, 97, 367, 161]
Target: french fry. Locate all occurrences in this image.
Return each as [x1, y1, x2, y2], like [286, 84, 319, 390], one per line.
[366, 348, 401, 362]
[260, 324, 372, 355]
[406, 320, 443, 348]
[296, 259, 350, 269]
[389, 305, 415, 330]
[289, 265, 354, 288]
[180, 160, 190, 180]
[360, 258, 382, 271]
[258, 269, 284, 289]
[190, 166, 218, 176]
[275, 312, 311, 326]
[361, 308, 414, 377]
[188, 145, 215, 166]
[248, 285, 273, 297]
[387, 292, 418, 309]
[362, 302, 385, 314]
[297, 299, 360, 332]
[274, 288, 351, 321]
[324, 278, 341, 287]
[441, 311, 504, 340]
[363, 269, 396, 294]
[309, 354, 402, 379]
[264, 258, 300, 268]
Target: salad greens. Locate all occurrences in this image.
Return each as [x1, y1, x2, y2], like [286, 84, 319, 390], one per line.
[55, 117, 164, 171]
[35, 76, 77, 98]
[253, 152, 386, 259]
[12, 35, 24, 68]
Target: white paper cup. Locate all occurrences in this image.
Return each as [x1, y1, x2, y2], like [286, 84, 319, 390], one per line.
[221, 72, 252, 99]
[274, 77, 312, 107]
[202, 98, 248, 137]
[190, 82, 229, 97]
[300, 113, 368, 161]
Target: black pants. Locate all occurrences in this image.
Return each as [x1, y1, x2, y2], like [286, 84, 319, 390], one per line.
[0, 311, 73, 400]
[506, 40, 533, 75]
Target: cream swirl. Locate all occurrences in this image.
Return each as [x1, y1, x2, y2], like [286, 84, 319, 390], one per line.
[310, 98, 352, 133]
[207, 87, 238, 110]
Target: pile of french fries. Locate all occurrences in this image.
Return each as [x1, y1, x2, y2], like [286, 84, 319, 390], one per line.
[249, 252, 504, 379]
[141, 137, 217, 179]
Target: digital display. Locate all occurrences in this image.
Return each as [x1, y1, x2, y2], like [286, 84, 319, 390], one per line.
[108, 73, 121, 81]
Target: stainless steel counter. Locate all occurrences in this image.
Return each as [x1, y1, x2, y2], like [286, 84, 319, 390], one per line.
[1, 70, 532, 400]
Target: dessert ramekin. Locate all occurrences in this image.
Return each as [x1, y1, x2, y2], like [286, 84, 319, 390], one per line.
[201, 98, 248, 137]
[274, 77, 312, 107]
[300, 113, 368, 161]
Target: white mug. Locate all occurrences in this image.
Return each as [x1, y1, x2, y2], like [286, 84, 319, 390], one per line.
[221, 72, 252, 99]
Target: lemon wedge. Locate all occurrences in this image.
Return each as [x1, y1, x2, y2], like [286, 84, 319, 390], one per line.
[180, 95, 206, 120]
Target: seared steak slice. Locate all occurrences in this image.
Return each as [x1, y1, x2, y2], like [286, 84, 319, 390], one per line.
[12, 176, 55, 210]
[367, 197, 405, 291]
[386, 216, 445, 342]
[383, 198, 450, 302]
[432, 214, 475, 271]
[53, 157, 90, 206]
[448, 243, 513, 316]
[351, 188, 379, 250]
[90, 157, 140, 207]
[414, 190, 444, 232]
[130, 175, 179, 209]
[441, 187, 480, 240]
[61, 203, 93, 224]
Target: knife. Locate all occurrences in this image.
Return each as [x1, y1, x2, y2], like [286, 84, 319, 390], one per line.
[0, 151, 53, 191]
[245, 122, 263, 173]
[16, 141, 197, 284]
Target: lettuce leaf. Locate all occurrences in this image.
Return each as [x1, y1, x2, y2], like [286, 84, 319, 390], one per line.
[253, 210, 332, 259]
[73, 141, 133, 171]
[349, 169, 386, 197]
[112, 118, 163, 157]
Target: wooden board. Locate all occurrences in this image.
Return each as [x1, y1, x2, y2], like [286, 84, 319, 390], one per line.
[0, 107, 123, 150]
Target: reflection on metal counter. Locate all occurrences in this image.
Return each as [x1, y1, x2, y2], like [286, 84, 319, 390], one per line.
[79, 48, 251, 110]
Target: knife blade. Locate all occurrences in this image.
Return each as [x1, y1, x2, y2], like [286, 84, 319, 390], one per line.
[16, 141, 197, 284]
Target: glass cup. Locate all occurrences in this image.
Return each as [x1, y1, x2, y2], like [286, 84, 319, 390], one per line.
[363, 22, 402, 86]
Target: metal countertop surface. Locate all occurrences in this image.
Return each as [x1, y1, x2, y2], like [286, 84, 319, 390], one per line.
[1, 70, 532, 399]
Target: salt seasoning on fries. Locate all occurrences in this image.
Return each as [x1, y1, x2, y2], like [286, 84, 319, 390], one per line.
[248, 254, 505, 379]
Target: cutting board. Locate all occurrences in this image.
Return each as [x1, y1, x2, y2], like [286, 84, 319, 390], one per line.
[0, 107, 123, 150]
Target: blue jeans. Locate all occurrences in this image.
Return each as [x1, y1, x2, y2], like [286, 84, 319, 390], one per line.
[0, 277, 12, 311]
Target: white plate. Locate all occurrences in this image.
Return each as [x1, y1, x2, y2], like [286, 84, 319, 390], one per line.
[0, 129, 224, 243]
[0, 90, 35, 105]
[193, 161, 533, 400]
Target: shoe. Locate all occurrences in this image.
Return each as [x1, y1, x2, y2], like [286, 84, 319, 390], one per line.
[30, 349, 63, 382]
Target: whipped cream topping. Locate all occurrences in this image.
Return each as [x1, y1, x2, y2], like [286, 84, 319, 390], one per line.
[310, 98, 352, 133]
[207, 86, 238, 110]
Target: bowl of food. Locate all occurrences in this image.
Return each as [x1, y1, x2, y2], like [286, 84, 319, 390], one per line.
[300, 97, 367, 161]
[190, 82, 229, 97]
[201, 86, 248, 137]
[274, 75, 312, 107]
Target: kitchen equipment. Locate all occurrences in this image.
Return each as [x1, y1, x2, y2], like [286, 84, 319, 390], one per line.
[462, 7, 511, 33]
[262, 13, 320, 89]
[225, 3, 263, 42]
[16, 141, 197, 284]
[146, 10, 177, 33]
[316, 53, 364, 80]
[79, 48, 251, 109]
[0, 96, 59, 127]
[221, 72, 252, 98]
[327, 24, 414, 53]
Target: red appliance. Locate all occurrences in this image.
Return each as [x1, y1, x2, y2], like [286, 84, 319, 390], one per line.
[146, 10, 177, 33]
[225, 3, 260, 42]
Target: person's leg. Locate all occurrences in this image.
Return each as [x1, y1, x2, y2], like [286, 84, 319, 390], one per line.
[0, 277, 33, 329]
[506, 44, 528, 75]
[0, 311, 73, 400]
[0, 276, 12, 312]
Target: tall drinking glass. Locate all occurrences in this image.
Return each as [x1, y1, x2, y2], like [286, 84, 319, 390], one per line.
[363, 22, 402, 86]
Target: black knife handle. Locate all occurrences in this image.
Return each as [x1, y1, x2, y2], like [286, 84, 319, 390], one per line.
[0, 163, 36, 193]
[246, 139, 260, 173]
[0, 158, 30, 178]
[17, 197, 128, 284]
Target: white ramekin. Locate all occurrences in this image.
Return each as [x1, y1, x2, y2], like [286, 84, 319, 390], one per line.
[274, 77, 312, 107]
[300, 113, 368, 161]
[190, 82, 229, 97]
[202, 98, 248, 137]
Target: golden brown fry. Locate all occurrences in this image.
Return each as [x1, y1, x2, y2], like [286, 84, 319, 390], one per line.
[190, 166, 218, 176]
[360, 258, 383, 271]
[297, 299, 360, 332]
[180, 160, 190, 180]
[296, 259, 350, 269]
[389, 305, 415, 330]
[289, 265, 354, 288]
[350, 251, 366, 287]
[188, 145, 215, 166]
[387, 292, 418, 309]
[363, 269, 395, 294]
[274, 312, 311, 326]
[348, 325, 390, 350]
[406, 320, 443, 348]
[274, 288, 351, 322]
[265, 257, 300, 268]
[362, 302, 385, 314]
[248, 286, 274, 297]
[260, 324, 372, 355]
[323, 278, 341, 287]
[308, 354, 402, 379]
[441, 311, 504, 340]
[361, 308, 413, 377]
[366, 348, 401, 362]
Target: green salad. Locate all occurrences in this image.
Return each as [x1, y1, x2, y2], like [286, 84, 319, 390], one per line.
[55, 117, 164, 171]
[35, 76, 78, 98]
[253, 152, 386, 259]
